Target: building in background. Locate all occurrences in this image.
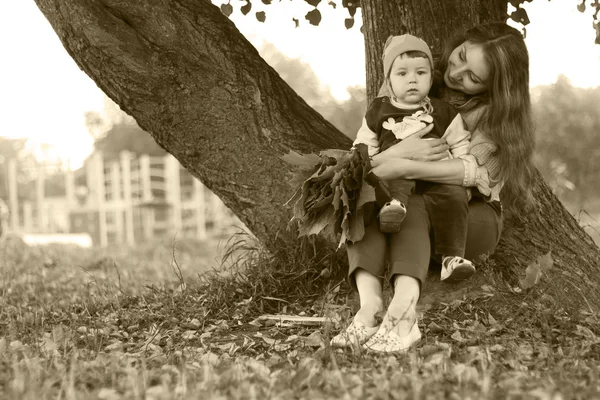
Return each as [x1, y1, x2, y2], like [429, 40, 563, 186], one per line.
[3, 151, 241, 246]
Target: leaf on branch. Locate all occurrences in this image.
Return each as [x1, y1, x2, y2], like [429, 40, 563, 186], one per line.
[345, 17, 354, 29]
[256, 11, 266, 22]
[595, 22, 600, 45]
[293, 18, 300, 28]
[510, 8, 530, 26]
[241, 1, 252, 15]
[305, 0, 321, 7]
[329, 1, 337, 9]
[220, 3, 234, 17]
[577, 0, 586, 13]
[305, 9, 322, 26]
[261, 0, 272, 4]
[343, 0, 359, 16]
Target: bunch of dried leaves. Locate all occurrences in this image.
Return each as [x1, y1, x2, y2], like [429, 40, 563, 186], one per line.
[282, 143, 382, 246]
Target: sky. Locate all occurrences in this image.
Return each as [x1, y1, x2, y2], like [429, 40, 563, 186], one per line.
[1, 0, 599, 168]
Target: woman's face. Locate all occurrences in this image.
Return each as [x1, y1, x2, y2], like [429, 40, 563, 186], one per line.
[444, 41, 490, 95]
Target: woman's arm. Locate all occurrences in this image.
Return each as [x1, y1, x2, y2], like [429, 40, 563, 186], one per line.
[371, 156, 465, 185]
[371, 153, 493, 196]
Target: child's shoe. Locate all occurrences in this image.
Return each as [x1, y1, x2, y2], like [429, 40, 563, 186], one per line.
[440, 256, 475, 283]
[379, 199, 407, 233]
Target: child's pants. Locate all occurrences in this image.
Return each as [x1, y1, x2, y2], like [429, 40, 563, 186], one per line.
[381, 178, 470, 258]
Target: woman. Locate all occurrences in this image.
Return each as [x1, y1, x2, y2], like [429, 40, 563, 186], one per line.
[331, 22, 535, 353]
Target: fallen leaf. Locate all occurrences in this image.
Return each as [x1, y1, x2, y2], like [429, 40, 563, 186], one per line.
[490, 344, 505, 352]
[538, 251, 554, 272]
[428, 321, 444, 333]
[451, 331, 464, 342]
[9, 341, 24, 352]
[481, 285, 495, 293]
[520, 260, 541, 289]
[302, 331, 325, 348]
[105, 341, 124, 352]
[182, 331, 197, 340]
[97, 388, 121, 400]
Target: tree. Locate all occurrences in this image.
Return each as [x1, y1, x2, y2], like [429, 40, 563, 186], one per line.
[34, 0, 600, 308]
[533, 76, 600, 212]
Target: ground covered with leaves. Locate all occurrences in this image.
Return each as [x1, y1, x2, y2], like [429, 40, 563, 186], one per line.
[0, 232, 599, 399]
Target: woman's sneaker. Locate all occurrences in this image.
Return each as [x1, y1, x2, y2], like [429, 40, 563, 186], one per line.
[331, 320, 379, 348]
[440, 256, 475, 283]
[379, 199, 407, 233]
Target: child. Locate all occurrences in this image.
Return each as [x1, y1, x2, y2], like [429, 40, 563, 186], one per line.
[353, 34, 475, 282]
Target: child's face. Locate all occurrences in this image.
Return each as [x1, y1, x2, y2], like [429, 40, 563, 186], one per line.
[388, 55, 432, 105]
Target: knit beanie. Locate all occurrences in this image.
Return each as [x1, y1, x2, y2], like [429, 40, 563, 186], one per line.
[382, 34, 434, 78]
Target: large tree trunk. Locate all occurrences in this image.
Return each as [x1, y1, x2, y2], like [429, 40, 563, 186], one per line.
[34, 0, 351, 247]
[35, 0, 600, 308]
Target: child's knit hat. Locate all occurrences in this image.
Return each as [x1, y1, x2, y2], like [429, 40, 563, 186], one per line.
[382, 34, 434, 77]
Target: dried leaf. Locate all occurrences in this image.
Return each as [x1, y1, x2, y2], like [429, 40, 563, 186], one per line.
[427, 321, 444, 333]
[255, 11, 266, 22]
[538, 251, 554, 272]
[520, 260, 541, 289]
[302, 331, 325, 347]
[320, 149, 349, 159]
[281, 151, 323, 170]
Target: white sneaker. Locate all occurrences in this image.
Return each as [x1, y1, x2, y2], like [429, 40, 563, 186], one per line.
[362, 321, 422, 353]
[330, 320, 379, 348]
[379, 199, 407, 233]
[440, 256, 476, 283]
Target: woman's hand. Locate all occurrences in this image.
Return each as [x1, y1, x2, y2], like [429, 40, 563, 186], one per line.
[370, 125, 452, 181]
[393, 137, 450, 161]
[379, 124, 449, 161]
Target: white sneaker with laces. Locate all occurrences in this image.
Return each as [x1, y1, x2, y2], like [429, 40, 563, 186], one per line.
[330, 320, 379, 348]
[440, 256, 476, 283]
[362, 321, 422, 353]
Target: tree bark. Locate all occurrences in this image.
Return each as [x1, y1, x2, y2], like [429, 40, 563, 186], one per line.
[34, 0, 600, 308]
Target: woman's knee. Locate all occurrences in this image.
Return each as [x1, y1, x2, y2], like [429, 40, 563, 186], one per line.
[465, 200, 502, 260]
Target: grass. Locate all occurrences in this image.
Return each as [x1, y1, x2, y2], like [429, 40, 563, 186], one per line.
[0, 230, 599, 399]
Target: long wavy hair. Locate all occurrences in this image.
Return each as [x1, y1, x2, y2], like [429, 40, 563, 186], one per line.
[437, 23, 536, 212]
